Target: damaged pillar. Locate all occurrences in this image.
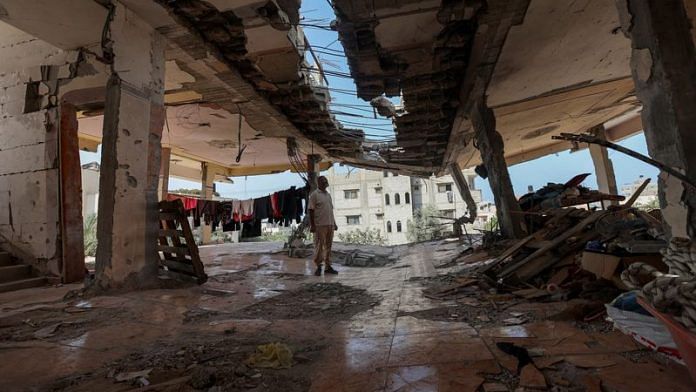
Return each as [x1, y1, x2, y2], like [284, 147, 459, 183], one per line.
[588, 125, 619, 205]
[94, 4, 166, 290]
[448, 162, 477, 225]
[159, 147, 171, 200]
[616, 0, 696, 237]
[470, 98, 525, 239]
[307, 154, 320, 192]
[59, 102, 85, 283]
[200, 162, 214, 245]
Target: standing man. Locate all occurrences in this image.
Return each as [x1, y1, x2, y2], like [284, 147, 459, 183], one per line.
[308, 176, 339, 276]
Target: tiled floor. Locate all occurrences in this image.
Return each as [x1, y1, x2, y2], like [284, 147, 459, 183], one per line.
[0, 241, 694, 391]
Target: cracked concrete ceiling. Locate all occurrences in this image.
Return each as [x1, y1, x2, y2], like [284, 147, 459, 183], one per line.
[335, 0, 643, 174]
[0, 0, 647, 180]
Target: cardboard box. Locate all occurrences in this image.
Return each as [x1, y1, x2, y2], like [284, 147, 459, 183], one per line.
[581, 251, 666, 280]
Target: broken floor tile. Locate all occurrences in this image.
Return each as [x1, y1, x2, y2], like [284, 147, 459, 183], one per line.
[519, 365, 546, 389]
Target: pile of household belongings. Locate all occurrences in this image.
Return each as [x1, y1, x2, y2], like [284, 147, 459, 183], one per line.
[482, 176, 668, 294]
[518, 173, 626, 212]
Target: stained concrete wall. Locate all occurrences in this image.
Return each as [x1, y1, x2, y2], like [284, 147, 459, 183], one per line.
[0, 22, 76, 276]
[93, 2, 166, 290]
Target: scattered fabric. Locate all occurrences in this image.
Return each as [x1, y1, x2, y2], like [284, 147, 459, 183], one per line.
[245, 343, 294, 369]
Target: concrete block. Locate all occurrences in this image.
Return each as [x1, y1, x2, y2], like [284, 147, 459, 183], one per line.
[0, 111, 56, 149]
[0, 140, 58, 175]
[0, 169, 60, 226]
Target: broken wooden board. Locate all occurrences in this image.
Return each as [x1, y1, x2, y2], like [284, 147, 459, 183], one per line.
[423, 278, 479, 299]
[498, 210, 611, 281]
[512, 288, 549, 299]
[158, 199, 207, 284]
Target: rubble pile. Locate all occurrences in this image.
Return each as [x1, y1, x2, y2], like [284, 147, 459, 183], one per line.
[518, 173, 625, 213]
[332, 249, 394, 267]
[482, 206, 665, 291]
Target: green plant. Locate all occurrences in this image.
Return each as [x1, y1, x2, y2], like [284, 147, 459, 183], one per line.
[337, 227, 386, 245]
[484, 216, 499, 232]
[406, 204, 444, 242]
[83, 214, 98, 257]
[261, 230, 291, 242]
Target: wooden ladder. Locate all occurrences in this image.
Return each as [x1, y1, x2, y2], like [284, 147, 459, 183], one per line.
[158, 199, 207, 284]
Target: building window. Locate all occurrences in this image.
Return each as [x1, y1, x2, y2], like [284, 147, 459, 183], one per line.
[396, 221, 402, 232]
[385, 194, 390, 205]
[344, 189, 359, 199]
[346, 215, 361, 225]
[395, 193, 401, 204]
[437, 183, 453, 193]
[405, 192, 410, 204]
[440, 209, 455, 219]
[374, 186, 382, 194]
[376, 213, 384, 220]
[383, 170, 388, 177]
[386, 221, 392, 233]
[414, 185, 420, 191]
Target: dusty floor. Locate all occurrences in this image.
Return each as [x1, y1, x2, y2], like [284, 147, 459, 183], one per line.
[0, 240, 693, 391]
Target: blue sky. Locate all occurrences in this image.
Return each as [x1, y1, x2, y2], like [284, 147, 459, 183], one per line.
[80, 0, 657, 201]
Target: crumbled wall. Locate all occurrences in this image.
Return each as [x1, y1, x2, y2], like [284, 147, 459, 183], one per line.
[0, 24, 76, 276]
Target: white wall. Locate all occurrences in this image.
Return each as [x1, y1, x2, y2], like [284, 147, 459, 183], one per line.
[0, 22, 76, 275]
[81, 166, 100, 217]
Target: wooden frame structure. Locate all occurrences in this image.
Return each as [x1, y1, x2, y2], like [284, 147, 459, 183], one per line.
[158, 199, 207, 284]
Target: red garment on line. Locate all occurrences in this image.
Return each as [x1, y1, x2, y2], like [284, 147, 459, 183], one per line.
[166, 194, 198, 211]
[271, 193, 281, 218]
[183, 197, 197, 211]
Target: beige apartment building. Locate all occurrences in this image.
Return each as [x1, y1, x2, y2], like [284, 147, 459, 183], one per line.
[327, 167, 494, 245]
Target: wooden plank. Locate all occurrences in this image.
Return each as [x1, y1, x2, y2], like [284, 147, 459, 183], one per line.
[526, 240, 552, 249]
[482, 208, 575, 273]
[623, 178, 651, 207]
[158, 245, 191, 256]
[158, 199, 207, 284]
[159, 212, 180, 221]
[513, 228, 600, 282]
[159, 229, 183, 237]
[499, 210, 610, 279]
[162, 259, 195, 274]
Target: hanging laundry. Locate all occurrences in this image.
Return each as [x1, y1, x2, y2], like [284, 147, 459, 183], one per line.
[240, 199, 254, 222]
[254, 196, 272, 221]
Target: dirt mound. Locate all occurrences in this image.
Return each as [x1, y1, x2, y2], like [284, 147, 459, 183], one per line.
[232, 283, 380, 321]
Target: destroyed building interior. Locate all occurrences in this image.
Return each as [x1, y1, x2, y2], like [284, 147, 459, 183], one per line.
[2, 0, 696, 390]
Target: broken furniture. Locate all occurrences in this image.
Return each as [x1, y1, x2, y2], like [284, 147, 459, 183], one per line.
[518, 173, 625, 213]
[158, 200, 207, 284]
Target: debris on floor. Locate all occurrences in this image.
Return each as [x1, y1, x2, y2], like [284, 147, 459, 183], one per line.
[246, 342, 294, 369]
[231, 282, 380, 320]
[1, 241, 694, 391]
[333, 249, 394, 267]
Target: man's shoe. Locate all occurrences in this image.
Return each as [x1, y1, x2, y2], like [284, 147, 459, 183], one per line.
[314, 266, 322, 276]
[325, 266, 338, 275]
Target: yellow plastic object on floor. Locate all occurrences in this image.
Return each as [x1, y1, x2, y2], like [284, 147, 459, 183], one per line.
[245, 343, 294, 369]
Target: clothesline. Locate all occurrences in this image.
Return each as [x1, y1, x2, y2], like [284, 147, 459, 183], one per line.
[166, 185, 309, 239]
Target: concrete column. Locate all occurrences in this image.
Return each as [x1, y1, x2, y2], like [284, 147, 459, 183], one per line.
[448, 162, 477, 224]
[588, 126, 618, 206]
[59, 102, 85, 283]
[470, 98, 525, 239]
[94, 4, 166, 290]
[307, 154, 320, 193]
[200, 162, 214, 244]
[159, 147, 171, 201]
[616, 0, 696, 237]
